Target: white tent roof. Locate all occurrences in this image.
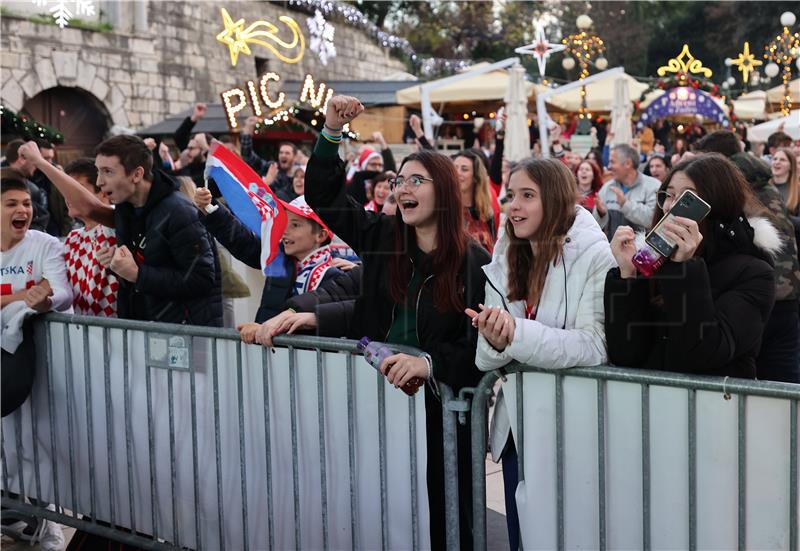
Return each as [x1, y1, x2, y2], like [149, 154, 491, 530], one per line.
[766, 79, 800, 104]
[747, 110, 800, 142]
[544, 72, 648, 112]
[732, 90, 768, 121]
[395, 63, 542, 105]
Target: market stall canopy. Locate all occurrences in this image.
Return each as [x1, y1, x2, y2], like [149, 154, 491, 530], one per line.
[544, 72, 648, 112]
[766, 79, 800, 104]
[395, 63, 541, 105]
[747, 110, 800, 142]
[732, 90, 768, 121]
[638, 87, 730, 128]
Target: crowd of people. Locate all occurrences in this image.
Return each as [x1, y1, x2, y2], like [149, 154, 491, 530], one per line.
[2, 93, 799, 550]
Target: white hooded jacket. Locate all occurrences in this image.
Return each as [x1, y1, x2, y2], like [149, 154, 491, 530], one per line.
[476, 206, 617, 460]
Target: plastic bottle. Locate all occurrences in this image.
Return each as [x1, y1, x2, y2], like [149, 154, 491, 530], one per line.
[357, 337, 424, 396]
[631, 243, 667, 277]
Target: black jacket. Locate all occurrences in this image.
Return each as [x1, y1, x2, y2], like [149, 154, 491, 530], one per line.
[286, 266, 361, 336]
[113, 170, 223, 326]
[305, 150, 491, 392]
[604, 215, 776, 379]
[201, 200, 341, 322]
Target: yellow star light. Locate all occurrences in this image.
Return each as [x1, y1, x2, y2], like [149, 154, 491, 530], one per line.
[216, 8, 250, 67]
[731, 42, 763, 83]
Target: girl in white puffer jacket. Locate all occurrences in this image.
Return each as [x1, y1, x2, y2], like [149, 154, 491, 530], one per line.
[468, 158, 616, 550]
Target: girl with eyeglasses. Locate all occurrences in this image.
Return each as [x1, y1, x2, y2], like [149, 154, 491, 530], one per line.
[305, 96, 491, 550]
[605, 154, 781, 378]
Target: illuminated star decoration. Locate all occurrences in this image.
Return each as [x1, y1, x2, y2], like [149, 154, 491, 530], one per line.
[515, 23, 565, 78]
[731, 42, 763, 83]
[216, 7, 305, 67]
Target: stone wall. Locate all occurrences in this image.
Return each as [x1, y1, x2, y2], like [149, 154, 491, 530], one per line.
[0, 0, 408, 130]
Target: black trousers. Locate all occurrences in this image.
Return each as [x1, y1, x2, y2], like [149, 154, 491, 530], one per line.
[2, 320, 35, 417]
[757, 299, 800, 383]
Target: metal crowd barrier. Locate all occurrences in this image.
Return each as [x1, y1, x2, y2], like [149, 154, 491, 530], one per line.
[462, 364, 800, 551]
[1, 313, 437, 550]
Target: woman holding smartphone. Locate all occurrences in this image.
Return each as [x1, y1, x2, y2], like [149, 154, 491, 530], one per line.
[305, 96, 491, 550]
[604, 154, 780, 378]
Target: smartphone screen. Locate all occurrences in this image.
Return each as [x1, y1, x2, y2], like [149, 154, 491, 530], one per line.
[645, 190, 711, 258]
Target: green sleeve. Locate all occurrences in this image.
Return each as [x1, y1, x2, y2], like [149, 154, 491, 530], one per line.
[313, 135, 341, 159]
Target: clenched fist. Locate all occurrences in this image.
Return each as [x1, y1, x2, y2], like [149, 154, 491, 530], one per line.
[324, 96, 364, 131]
[25, 279, 54, 312]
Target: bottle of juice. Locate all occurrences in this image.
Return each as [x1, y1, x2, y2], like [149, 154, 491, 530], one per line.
[357, 337, 424, 396]
[631, 243, 667, 277]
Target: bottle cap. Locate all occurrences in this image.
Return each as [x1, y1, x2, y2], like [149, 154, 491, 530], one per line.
[357, 336, 370, 351]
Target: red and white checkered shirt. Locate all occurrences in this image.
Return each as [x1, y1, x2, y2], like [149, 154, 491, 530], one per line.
[64, 225, 119, 317]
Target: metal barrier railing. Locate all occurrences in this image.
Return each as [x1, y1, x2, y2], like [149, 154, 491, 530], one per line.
[463, 364, 800, 551]
[1, 313, 437, 550]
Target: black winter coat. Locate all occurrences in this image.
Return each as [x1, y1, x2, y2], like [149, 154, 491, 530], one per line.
[305, 150, 491, 393]
[307, 145, 490, 551]
[286, 266, 361, 336]
[201, 200, 341, 322]
[604, 215, 776, 379]
[113, 170, 223, 326]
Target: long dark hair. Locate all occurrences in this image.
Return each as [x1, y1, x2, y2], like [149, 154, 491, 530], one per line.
[389, 150, 468, 312]
[655, 154, 770, 257]
[506, 159, 577, 305]
[453, 149, 494, 222]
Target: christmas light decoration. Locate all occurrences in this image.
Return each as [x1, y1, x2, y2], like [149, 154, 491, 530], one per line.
[31, 0, 96, 29]
[764, 13, 800, 115]
[221, 88, 247, 128]
[221, 72, 335, 130]
[287, 0, 470, 76]
[0, 105, 64, 143]
[259, 72, 286, 110]
[306, 9, 336, 66]
[730, 42, 763, 83]
[561, 16, 605, 80]
[216, 8, 305, 67]
[515, 23, 565, 78]
[657, 44, 713, 79]
[299, 74, 334, 111]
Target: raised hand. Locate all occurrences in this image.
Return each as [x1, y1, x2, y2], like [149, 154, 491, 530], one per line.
[325, 96, 364, 131]
[610, 225, 638, 278]
[192, 103, 208, 122]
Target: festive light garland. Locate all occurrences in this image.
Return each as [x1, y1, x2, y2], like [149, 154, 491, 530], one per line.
[254, 103, 359, 140]
[562, 30, 605, 80]
[0, 105, 64, 143]
[287, 0, 471, 76]
[763, 21, 800, 115]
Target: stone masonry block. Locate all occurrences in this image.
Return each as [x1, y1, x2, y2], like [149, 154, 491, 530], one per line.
[52, 50, 79, 81]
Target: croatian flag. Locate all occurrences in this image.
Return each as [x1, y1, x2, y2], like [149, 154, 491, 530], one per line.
[204, 141, 288, 272]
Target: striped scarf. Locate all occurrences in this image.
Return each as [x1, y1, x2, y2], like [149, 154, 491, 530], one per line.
[293, 245, 333, 295]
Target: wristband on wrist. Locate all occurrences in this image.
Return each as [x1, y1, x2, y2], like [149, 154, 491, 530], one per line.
[324, 123, 342, 133]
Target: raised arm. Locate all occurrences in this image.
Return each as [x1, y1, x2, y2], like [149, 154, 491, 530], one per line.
[18, 141, 115, 228]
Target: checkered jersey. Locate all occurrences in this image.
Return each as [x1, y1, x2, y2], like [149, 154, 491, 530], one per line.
[64, 226, 119, 317]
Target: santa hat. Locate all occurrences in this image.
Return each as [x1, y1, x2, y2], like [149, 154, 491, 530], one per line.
[280, 195, 332, 237]
[358, 148, 382, 171]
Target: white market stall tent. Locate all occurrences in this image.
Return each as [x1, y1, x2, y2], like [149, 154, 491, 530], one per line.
[544, 72, 648, 112]
[732, 89, 768, 121]
[766, 78, 800, 105]
[395, 62, 542, 105]
[747, 109, 800, 142]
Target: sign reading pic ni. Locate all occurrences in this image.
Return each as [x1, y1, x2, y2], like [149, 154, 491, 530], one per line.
[221, 73, 334, 130]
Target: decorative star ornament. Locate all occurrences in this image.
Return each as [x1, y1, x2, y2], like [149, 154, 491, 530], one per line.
[515, 23, 565, 78]
[731, 41, 762, 83]
[216, 8, 250, 66]
[216, 8, 305, 67]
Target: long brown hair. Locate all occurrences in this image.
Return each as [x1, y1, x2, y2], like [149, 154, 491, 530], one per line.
[506, 159, 577, 305]
[774, 147, 799, 213]
[455, 150, 494, 222]
[389, 150, 469, 312]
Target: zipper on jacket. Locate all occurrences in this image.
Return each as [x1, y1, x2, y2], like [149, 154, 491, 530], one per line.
[414, 274, 435, 344]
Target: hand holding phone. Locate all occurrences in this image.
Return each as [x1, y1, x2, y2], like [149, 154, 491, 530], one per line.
[645, 189, 710, 259]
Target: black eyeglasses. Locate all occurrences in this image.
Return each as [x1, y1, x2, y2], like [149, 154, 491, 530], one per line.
[656, 190, 675, 209]
[388, 175, 433, 191]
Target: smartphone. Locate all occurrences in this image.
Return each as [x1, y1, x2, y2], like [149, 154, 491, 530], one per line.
[645, 189, 711, 258]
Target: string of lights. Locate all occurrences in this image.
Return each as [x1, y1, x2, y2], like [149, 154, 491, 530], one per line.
[286, 0, 471, 76]
[763, 12, 800, 115]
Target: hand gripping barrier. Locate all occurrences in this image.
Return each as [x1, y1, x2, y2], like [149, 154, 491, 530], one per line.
[1, 313, 439, 550]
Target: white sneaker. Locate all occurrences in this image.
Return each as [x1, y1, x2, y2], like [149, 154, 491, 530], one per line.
[35, 518, 66, 551]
